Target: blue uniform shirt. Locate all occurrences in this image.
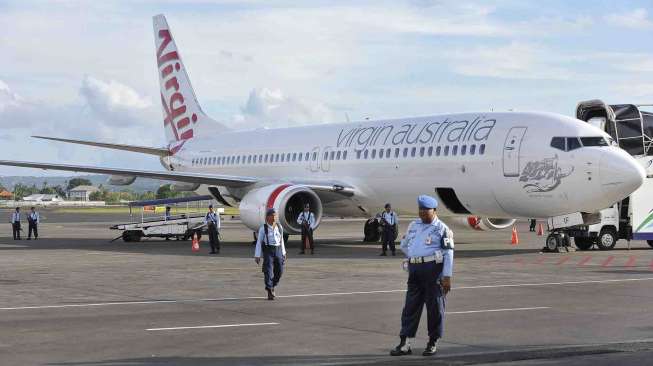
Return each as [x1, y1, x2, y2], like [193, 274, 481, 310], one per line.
[400, 218, 454, 277]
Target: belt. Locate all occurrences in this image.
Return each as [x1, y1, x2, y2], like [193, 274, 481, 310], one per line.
[408, 255, 440, 264]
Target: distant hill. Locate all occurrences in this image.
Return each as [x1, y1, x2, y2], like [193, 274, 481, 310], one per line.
[0, 175, 167, 193]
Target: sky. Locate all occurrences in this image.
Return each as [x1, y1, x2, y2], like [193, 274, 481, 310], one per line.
[1, 0, 652, 176]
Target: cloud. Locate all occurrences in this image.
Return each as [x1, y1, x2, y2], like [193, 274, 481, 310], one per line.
[0, 80, 23, 111]
[605, 8, 653, 29]
[233, 88, 336, 128]
[79, 76, 151, 127]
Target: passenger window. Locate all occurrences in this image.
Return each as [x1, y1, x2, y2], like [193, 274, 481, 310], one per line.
[343, 151, 348, 160]
[444, 146, 450, 156]
[470, 145, 476, 155]
[379, 149, 384, 158]
[480, 144, 486, 154]
[452, 145, 458, 156]
[371, 149, 376, 159]
[364, 150, 369, 159]
[419, 146, 425, 157]
[247, 156, 252, 164]
[403, 147, 408, 157]
[276, 153, 280, 162]
[461, 145, 467, 155]
[550, 137, 565, 151]
[356, 150, 361, 159]
[411, 147, 416, 157]
[436, 146, 441, 156]
[312, 152, 317, 161]
[336, 151, 341, 160]
[330, 151, 335, 160]
[395, 148, 400, 158]
[428, 146, 433, 156]
[286, 153, 291, 161]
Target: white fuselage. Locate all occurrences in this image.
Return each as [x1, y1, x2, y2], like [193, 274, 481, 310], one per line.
[164, 111, 643, 219]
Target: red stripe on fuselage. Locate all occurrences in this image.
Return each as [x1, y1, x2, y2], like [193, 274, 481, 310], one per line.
[267, 184, 291, 209]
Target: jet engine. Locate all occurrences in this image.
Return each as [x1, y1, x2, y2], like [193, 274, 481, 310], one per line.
[107, 175, 136, 186]
[448, 216, 516, 231]
[170, 182, 201, 191]
[239, 184, 323, 235]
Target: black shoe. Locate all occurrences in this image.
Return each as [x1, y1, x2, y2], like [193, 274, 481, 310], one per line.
[209, 251, 216, 254]
[27, 238, 31, 240]
[390, 343, 411, 356]
[422, 340, 437, 356]
[298, 251, 305, 255]
[266, 288, 275, 300]
[392, 251, 396, 256]
[379, 252, 387, 256]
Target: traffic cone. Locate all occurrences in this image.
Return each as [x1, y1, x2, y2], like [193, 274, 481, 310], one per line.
[537, 223, 544, 236]
[191, 232, 200, 252]
[511, 226, 519, 245]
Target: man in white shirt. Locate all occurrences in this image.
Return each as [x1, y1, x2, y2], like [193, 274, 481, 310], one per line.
[254, 208, 287, 300]
[27, 206, 40, 240]
[296, 203, 316, 255]
[204, 204, 221, 254]
[10, 207, 21, 240]
[380, 203, 399, 256]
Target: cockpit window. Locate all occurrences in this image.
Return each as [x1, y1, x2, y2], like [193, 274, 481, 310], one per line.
[580, 137, 609, 147]
[550, 137, 565, 151]
[567, 137, 581, 151]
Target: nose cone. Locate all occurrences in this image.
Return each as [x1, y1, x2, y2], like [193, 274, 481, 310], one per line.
[600, 149, 645, 199]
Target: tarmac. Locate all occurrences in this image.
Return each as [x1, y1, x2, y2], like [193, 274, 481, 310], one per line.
[1, 208, 653, 365]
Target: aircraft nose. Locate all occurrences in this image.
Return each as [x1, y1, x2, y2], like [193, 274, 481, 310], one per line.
[600, 149, 645, 198]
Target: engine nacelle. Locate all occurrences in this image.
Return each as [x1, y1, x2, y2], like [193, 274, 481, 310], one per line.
[107, 175, 136, 186]
[448, 216, 516, 231]
[239, 184, 323, 235]
[171, 182, 201, 191]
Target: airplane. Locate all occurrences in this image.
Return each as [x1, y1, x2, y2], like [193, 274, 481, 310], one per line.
[0, 14, 645, 238]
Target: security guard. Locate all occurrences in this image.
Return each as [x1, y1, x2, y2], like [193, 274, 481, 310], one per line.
[254, 208, 287, 300]
[204, 204, 221, 254]
[27, 206, 40, 240]
[297, 203, 316, 254]
[390, 195, 454, 357]
[10, 207, 21, 240]
[380, 203, 398, 256]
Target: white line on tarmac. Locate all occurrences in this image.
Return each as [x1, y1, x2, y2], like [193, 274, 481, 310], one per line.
[146, 322, 279, 331]
[2, 277, 653, 311]
[447, 306, 550, 314]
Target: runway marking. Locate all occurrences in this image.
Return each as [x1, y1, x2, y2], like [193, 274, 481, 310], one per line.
[2, 277, 653, 311]
[577, 256, 592, 266]
[146, 322, 279, 331]
[601, 256, 615, 267]
[448, 306, 549, 315]
[555, 257, 570, 265]
[625, 256, 637, 267]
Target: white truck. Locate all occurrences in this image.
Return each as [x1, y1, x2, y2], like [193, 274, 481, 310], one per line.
[545, 101, 653, 251]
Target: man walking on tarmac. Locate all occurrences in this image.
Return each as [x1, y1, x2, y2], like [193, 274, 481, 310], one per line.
[205, 204, 221, 254]
[254, 208, 286, 300]
[297, 203, 316, 254]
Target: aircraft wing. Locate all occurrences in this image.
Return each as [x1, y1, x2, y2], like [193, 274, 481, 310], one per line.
[0, 160, 257, 188]
[31, 136, 170, 157]
[0, 160, 358, 197]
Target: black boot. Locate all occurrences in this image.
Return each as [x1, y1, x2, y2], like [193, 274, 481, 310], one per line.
[422, 338, 437, 356]
[379, 252, 387, 256]
[390, 337, 411, 356]
[266, 288, 275, 300]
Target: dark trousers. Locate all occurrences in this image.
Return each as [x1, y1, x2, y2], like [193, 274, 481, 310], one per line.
[300, 227, 314, 252]
[382, 226, 396, 253]
[400, 261, 446, 340]
[262, 245, 284, 289]
[208, 224, 220, 252]
[28, 222, 38, 239]
[529, 220, 536, 232]
[12, 222, 21, 240]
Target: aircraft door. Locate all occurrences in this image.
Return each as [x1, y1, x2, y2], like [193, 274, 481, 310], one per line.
[321, 146, 332, 172]
[503, 127, 527, 177]
[310, 147, 320, 172]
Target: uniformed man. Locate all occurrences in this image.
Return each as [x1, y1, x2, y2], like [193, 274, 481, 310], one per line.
[390, 195, 454, 357]
[165, 206, 172, 221]
[297, 203, 316, 255]
[380, 203, 398, 256]
[204, 204, 221, 254]
[254, 208, 287, 300]
[27, 206, 39, 240]
[10, 207, 21, 240]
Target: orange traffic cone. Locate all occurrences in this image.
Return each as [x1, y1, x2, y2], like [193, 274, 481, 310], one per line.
[511, 226, 519, 245]
[537, 223, 544, 236]
[191, 232, 200, 252]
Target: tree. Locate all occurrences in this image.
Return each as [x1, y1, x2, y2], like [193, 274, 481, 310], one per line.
[13, 183, 39, 200]
[67, 178, 93, 191]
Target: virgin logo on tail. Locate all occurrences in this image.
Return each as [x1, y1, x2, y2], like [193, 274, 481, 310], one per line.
[157, 28, 197, 152]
